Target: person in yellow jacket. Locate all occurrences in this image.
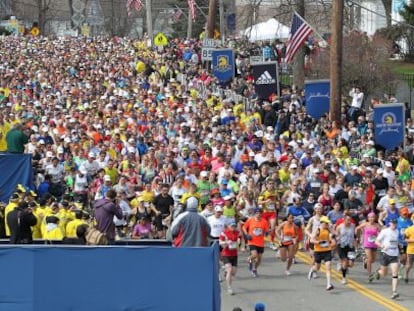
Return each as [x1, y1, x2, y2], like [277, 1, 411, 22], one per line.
[66, 210, 87, 238]
[0, 113, 11, 152]
[4, 194, 19, 237]
[29, 201, 43, 239]
[43, 215, 64, 241]
[56, 201, 75, 236]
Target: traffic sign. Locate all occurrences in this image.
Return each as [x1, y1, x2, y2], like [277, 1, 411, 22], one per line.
[154, 33, 168, 46]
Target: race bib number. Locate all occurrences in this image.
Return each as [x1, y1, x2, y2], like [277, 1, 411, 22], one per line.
[283, 236, 293, 242]
[377, 190, 386, 196]
[389, 240, 398, 249]
[253, 228, 263, 236]
[144, 202, 150, 207]
[319, 240, 329, 248]
[267, 203, 275, 210]
[201, 190, 209, 196]
[228, 242, 237, 250]
[368, 235, 377, 243]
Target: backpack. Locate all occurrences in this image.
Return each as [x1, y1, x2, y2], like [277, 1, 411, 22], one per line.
[85, 227, 108, 245]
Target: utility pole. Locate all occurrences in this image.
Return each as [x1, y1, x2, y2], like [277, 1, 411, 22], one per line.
[292, 0, 305, 91]
[207, 0, 217, 38]
[330, 0, 343, 124]
[219, 0, 225, 44]
[145, 0, 153, 44]
[187, 10, 192, 39]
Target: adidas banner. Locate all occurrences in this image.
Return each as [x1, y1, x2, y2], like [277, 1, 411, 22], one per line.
[252, 62, 279, 99]
[305, 80, 330, 119]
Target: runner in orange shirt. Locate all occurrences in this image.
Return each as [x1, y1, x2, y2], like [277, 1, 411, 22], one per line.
[243, 208, 270, 277]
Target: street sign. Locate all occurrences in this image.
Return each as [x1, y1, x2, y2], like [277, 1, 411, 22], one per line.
[202, 38, 220, 48]
[154, 33, 168, 46]
[201, 48, 215, 62]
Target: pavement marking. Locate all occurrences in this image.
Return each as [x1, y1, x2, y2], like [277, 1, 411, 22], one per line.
[296, 251, 409, 311]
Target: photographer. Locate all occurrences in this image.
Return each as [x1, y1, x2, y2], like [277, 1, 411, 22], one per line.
[7, 201, 37, 244]
[94, 189, 123, 244]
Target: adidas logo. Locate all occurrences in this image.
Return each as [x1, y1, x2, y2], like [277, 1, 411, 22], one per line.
[256, 71, 276, 85]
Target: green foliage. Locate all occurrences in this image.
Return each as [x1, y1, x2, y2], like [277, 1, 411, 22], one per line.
[0, 26, 11, 36]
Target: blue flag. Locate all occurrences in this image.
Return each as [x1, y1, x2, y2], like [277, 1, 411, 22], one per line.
[305, 80, 330, 119]
[212, 49, 234, 83]
[374, 103, 405, 150]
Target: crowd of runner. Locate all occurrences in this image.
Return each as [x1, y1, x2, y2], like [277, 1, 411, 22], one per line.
[1, 35, 414, 300]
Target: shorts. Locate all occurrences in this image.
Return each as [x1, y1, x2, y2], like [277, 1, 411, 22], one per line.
[364, 247, 377, 251]
[280, 242, 294, 248]
[338, 246, 355, 260]
[223, 256, 238, 267]
[249, 245, 265, 254]
[380, 253, 399, 266]
[399, 245, 407, 255]
[262, 212, 277, 221]
[408, 254, 414, 262]
[314, 251, 332, 264]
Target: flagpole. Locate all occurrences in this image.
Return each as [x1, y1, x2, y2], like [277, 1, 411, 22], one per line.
[293, 10, 328, 45]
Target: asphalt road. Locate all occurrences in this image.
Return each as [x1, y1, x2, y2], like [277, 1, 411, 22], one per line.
[221, 248, 414, 311]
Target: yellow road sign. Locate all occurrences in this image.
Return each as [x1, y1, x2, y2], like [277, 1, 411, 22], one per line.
[154, 33, 168, 46]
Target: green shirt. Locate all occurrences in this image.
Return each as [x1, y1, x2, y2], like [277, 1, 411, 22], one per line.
[6, 128, 28, 153]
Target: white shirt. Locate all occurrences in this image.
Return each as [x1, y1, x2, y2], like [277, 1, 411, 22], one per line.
[377, 195, 393, 212]
[377, 227, 399, 257]
[73, 174, 88, 193]
[349, 89, 364, 109]
[81, 160, 100, 177]
[382, 170, 395, 187]
[207, 215, 227, 238]
[45, 164, 65, 184]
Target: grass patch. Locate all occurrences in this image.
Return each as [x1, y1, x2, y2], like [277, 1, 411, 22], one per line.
[389, 60, 414, 75]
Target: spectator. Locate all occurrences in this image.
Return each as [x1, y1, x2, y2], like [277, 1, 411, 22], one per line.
[7, 201, 37, 244]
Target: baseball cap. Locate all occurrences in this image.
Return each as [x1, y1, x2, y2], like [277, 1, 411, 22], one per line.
[314, 203, 323, 209]
[200, 171, 208, 177]
[221, 179, 228, 185]
[255, 302, 266, 311]
[289, 163, 298, 169]
[390, 218, 398, 224]
[104, 175, 111, 182]
[223, 195, 232, 201]
[254, 208, 263, 214]
[229, 222, 237, 227]
[214, 205, 223, 212]
[249, 151, 255, 157]
[320, 216, 331, 224]
[389, 198, 396, 204]
[88, 152, 96, 158]
[377, 168, 384, 174]
[385, 161, 392, 167]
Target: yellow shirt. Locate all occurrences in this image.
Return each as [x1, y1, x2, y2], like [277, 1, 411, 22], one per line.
[396, 158, 410, 175]
[4, 201, 18, 236]
[258, 190, 278, 213]
[66, 218, 87, 238]
[279, 168, 290, 184]
[104, 167, 118, 184]
[141, 191, 155, 204]
[43, 226, 64, 241]
[405, 225, 414, 255]
[0, 122, 11, 152]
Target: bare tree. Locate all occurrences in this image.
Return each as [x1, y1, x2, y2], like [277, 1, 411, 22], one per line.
[38, 0, 51, 32]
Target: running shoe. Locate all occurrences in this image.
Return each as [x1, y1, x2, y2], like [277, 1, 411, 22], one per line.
[285, 270, 291, 276]
[227, 287, 234, 295]
[326, 284, 334, 291]
[391, 292, 399, 299]
[308, 268, 314, 280]
[369, 269, 380, 282]
[341, 278, 347, 285]
[252, 270, 258, 278]
[313, 272, 319, 279]
[404, 278, 409, 284]
[248, 258, 253, 271]
[293, 257, 297, 264]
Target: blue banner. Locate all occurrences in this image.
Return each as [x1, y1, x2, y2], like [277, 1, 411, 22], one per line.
[374, 103, 405, 150]
[212, 49, 234, 83]
[0, 154, 34, 202]
[305, 80, 330, 119]
[0, 245, 221, 311]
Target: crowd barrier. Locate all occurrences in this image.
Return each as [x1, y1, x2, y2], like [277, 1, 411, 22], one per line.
[0, 244, 221, 311]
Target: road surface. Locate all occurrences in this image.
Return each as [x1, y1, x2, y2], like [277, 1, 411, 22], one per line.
[221, 248, 414, 311]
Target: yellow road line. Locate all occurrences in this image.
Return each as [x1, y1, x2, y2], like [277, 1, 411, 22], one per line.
[296, 251, 409, 311]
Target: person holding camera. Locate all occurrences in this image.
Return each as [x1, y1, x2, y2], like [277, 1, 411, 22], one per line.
[94, 189, 123, 244]
[8, 201, 37, 244]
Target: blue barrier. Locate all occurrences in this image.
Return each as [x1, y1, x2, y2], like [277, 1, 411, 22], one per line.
[0, 245, 221, 311]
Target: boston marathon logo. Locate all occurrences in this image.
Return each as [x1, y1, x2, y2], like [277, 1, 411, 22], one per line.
[376, 112, 402, 135]
[216, 55, 231, 72]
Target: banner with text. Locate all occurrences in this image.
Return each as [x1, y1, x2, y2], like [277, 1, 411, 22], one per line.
[212, 49, 235, 83]
[305, 80, 330, 119]
[374, 103, 405, 150]
[252, 62, 279, 99]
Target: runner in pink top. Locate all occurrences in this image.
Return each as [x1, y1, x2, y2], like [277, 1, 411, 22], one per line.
[356, 212, 381, 277]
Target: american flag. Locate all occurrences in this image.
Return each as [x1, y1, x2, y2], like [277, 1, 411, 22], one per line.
[173, 6, 184, 22]
[285, 12, 313, 64]
[187, 0, 196, 21]
[127, 0, 143, 17]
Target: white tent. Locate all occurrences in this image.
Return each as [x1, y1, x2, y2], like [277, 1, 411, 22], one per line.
[242, 18, 290, 42]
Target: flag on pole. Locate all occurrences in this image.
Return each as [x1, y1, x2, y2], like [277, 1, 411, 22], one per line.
[187, 0, 196, 21]
[127, 0, 143, 17]
[173, 6, 184, 22]
[285, 12, 313, 64]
